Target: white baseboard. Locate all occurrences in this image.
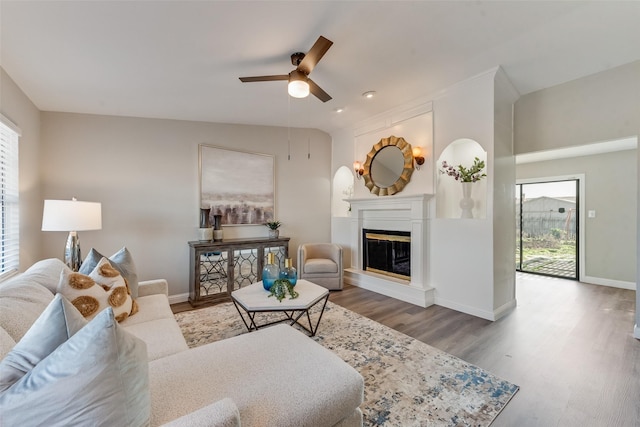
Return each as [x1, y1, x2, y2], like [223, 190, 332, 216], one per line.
[582, 275, 636, 290]
[634, 324, 640, 340]
[493, 299, 517, 321]
[434, 297, 497, 321]
[345, 270, 434, 308]
[168, 293, 189, 305]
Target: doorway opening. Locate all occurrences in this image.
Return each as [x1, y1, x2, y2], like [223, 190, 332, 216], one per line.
[516, 179, 579, 279]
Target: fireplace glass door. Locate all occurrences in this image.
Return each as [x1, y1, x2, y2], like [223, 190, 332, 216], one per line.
[363, 229, 411, 280]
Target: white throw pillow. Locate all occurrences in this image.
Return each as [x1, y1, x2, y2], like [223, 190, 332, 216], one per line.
[0, 307, 150, 427]
[57, 257, 137, 322]
[79, 247, 139, 298]
[0, 294, 87, 392]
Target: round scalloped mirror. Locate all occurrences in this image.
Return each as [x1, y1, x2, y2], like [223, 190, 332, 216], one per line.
[363, 136, 414, 196]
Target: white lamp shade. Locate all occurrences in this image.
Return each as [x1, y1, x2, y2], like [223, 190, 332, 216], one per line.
[42, 199, 102, 231]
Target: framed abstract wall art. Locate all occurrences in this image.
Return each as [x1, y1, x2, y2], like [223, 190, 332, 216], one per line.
[199, 144, 275, 225]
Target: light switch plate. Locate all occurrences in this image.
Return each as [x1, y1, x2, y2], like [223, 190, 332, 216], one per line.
[588, 210, 596, 218]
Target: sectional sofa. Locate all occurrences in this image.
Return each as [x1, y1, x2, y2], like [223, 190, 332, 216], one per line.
[0, 258, 364, 426]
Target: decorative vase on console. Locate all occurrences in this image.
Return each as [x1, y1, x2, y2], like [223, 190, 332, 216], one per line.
[279, 258, 297, 287]
[262, 252, 279, 291]
[213, 214, 223, 241]
[198, 208, 212, 240]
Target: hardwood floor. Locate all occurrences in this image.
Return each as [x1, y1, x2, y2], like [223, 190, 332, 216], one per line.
[329, 274, 640, 427]
[172, 274, 640, 426]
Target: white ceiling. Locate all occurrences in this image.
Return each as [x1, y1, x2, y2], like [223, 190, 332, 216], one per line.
[1, 1, 639, 133]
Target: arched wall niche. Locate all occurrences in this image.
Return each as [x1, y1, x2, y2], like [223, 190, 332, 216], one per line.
[332, 165, 354, 217]
[436, 138, 488, 219]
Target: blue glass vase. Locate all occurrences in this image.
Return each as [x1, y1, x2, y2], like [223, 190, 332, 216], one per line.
[279, 258, 297, 286]
[262, 252, 279, 291]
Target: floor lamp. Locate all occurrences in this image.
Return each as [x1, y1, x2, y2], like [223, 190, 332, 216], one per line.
[42, 198, 102, 271]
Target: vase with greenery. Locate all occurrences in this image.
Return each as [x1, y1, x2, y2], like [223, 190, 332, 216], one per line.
[440, 157, 486, 218]
[439, 157, 486, 182]
[265, 220, 281, 238]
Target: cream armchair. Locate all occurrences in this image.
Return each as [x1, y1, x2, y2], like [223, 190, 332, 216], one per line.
[297, 243, 343, 290]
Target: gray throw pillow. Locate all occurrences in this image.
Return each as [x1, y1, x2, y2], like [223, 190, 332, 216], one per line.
[0, 294, 87, 392]
[0, 307, 150, 427]
[80, 247, 139, 298]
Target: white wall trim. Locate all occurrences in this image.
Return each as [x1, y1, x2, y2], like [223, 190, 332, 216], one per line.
[515, 136, 637, 165]
[168, 292, 189, 304]
[582, 276, 636, 291]
[634, 324, 640, 340]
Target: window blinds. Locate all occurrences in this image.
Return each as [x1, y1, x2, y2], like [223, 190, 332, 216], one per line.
[0, 114, 20, 277]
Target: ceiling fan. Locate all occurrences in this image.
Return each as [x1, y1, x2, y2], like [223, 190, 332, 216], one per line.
[239, 35, 333, 102]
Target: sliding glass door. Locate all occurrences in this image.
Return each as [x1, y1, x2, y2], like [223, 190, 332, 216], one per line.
[516, 180, 579, 279]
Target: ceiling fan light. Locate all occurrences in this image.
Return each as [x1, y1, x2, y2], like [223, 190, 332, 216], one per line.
[288, 80, 310, 98]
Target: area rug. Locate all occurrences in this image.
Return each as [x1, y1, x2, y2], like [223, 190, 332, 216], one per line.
[175, 301, 518, 427]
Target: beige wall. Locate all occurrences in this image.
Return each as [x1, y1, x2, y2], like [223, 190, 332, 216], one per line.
[517, 150, 637, 283]
[515, 59, 640, 333]
[515, 59, 639, 288]
[0, 68, 43, 270]
[515, 60, 640, 154]
[3, 63, 333, 300]
[38, 112, 332, 298]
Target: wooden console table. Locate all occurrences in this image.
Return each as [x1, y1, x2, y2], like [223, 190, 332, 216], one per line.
[188, 237, 290, 307]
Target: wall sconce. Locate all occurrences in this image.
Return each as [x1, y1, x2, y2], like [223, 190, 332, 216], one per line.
[353, 161, 364, 180]
[412, 146, 425, 170]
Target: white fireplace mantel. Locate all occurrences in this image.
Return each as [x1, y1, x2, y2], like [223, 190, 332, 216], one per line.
[345, 194, 434, 307]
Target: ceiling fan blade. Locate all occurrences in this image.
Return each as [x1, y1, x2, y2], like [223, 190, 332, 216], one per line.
[297, 36, 333, 75]
[308, 79, 332, 102]
[239, 75, 288, 83]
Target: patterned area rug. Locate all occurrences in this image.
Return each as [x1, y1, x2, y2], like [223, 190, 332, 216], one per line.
[175, 301, 518, 427]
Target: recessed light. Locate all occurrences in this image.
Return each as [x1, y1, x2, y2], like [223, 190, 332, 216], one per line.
[335, 108, 344, 113]
[362, 91, 376, 99]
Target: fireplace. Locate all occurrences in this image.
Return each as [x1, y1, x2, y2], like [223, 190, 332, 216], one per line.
[362, 229, 411, 281]
[346, 194, 433, 307]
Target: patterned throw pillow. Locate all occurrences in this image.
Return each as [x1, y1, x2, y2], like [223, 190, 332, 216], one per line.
[57, 257, 138, 322]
